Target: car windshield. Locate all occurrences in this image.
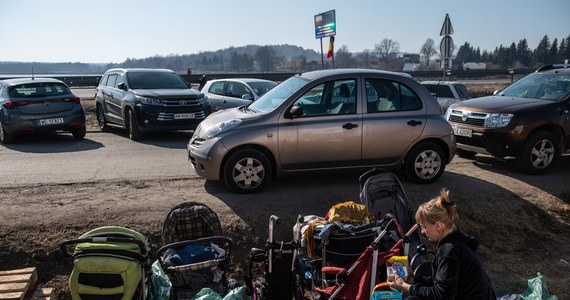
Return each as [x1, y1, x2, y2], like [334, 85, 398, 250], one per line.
[247, 76, 308, 113]
[498, 73, 570, 101]
[248, 81, 278, 96]
[127, 72, 190, 89]
[9, 83, 71, 98]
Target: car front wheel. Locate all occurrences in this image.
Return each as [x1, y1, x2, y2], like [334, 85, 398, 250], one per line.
[126, 108, 142, 140]
[0, 120, 14, 144]
[223, 148, 272, 194]
[516, 131, 558, 175]
[404, 142, 445, 184]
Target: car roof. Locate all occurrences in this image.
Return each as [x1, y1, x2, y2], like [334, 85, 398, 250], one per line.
[535, 64, 570, 74]
[104, 68, 176, 74]
[421, 81, 463, 85]
[207, 78, 276, 83]
[0, 77, 65, 86]
[298, 68, 412, 81]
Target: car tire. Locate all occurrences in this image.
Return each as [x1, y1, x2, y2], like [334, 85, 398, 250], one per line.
[71, 126, 86, 139]
[404, 142, 445, 184]
[456, 149, 477, 159]
[516, 131, 558, 175]
[0, 120, 14, 144]
[223, 148, 272, 194]
[96, 103, 111, 132]
[126, 108, 142, 140]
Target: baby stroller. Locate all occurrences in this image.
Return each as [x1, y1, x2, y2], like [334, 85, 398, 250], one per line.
[317, 215, 419, 300]
[359, 167, 420, 257]
[246, 215, 303, 300]
[60, 226, 152, 300]
[156, 202, 232, 299]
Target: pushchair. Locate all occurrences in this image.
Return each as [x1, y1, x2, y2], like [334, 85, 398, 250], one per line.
[156, 202, 232, 299]
[316, 215, 419, 300]
[359, 167, 420, 256]
[60, 226, 152, 300]
[246, 215, 303, 300]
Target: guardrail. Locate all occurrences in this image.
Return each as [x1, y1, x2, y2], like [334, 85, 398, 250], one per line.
[0, 68, 532, 88]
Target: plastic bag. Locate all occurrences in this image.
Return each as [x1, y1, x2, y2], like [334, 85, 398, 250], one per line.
[147, 260, 172, 300]
[519, 273, 558, 300]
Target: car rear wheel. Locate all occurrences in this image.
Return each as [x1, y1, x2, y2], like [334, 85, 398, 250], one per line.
[126, 108, 142, 140]
[96, 104, 110, 132]
[404, 142, 445, 184]
[71, 126, 86, 139]
[223, 148, 272, 194]
[516, 131, 558, 175]
[0, 120, 14, 144]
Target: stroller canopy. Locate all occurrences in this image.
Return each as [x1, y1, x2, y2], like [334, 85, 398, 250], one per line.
[162, 202, 222, 244]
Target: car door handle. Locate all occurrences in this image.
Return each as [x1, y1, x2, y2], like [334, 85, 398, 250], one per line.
[407, 120, 422, 126]
[342, 123, 359, 129]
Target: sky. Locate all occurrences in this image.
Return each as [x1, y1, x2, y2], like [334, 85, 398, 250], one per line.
[1, 0, 569, 64]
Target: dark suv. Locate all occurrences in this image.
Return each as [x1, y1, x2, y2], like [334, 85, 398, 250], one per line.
[445, 64, 570, 174]
[95, 68, 211, 140]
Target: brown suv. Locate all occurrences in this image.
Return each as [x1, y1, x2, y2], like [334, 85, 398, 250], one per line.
[445, 64, 570, 174]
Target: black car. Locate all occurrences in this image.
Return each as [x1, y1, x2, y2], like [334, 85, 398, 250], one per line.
[0, 77, 86, 144]
[95, 68, 211, 140]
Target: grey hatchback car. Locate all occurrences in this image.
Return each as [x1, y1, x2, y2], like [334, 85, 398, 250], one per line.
[201, 78, 277, 111]
[0, 78, 86, 144]
[188, 69, 456, 193]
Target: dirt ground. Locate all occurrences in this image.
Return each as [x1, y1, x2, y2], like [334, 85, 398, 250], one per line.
[1, 82, 569, 299]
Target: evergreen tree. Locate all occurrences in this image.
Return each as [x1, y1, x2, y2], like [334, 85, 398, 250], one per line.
[516, 39, 532, 67]
[548, 38, 558, 64]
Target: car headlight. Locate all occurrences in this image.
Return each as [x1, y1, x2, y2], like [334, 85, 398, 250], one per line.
[137, 96, 163, 105]
[206, 119, 241, 139]
[485, 113, 513, 127]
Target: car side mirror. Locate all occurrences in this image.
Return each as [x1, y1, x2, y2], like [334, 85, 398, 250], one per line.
[241, 94, 254, 100]
[117, 82, 127, 91]
[493, 89, 501, 95]
[286, 105, 304, 118]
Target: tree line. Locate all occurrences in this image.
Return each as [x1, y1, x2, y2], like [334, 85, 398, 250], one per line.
[1, 34, 568, 75]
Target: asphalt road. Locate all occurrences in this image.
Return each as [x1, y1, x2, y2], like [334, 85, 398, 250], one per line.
[0, 129, 197, 187]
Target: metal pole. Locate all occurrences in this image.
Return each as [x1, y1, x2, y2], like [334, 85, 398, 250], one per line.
[320, 38, 324, 70]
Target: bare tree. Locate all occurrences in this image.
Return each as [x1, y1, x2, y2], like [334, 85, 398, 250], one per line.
[335, 45, 353, 68]
[255, 46, 276, 73]
[420, 38, 437, 66]
[375, 38, 400, 63]
[357, 49, 374, 68]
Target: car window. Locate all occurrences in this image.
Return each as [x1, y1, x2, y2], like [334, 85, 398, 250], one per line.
[107, 74, 118, 89]
[209, 81, 225, 95]
[454, 84, 471, 99]
[99, 74, 109, 87]
[9, 83, 71, 98]
[127, 72, 189, 89]
[248, 76, 308, 113]
[367, 78, 421, 112]
[422, 84, 454, 98]
[249, 81, 277, 96]
[115, 73, 125, 88]
[292, 79, 356, 117]
[227, 82, 250, 98]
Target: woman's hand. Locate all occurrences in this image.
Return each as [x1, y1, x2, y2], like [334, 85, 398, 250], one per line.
[387, 273, 412, 294]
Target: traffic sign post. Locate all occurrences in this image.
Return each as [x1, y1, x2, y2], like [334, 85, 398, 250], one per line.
[439, 13, 454, 81]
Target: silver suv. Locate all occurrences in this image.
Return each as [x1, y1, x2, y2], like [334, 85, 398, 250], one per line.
[188, 69, 456, 193]
[95, 68, 211, 140]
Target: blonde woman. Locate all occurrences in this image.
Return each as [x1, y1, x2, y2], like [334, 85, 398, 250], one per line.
[388, 189, 496, 300]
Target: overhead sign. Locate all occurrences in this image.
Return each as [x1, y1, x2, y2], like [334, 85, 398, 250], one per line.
[440, 13, 454, 36]
[440, 35, 454, 58]
[315, 10, 336, 39]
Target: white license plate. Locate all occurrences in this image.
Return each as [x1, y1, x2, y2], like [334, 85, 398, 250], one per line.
[39, 117, 64, 125]
[453, 126, 472, 137]
[174, 113, 195, 119]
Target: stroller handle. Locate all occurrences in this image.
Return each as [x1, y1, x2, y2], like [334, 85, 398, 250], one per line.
[60, 236, 148, 257]
[156, 236, 232, 258]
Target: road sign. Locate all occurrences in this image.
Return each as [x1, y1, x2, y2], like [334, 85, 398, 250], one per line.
[440, 13, 454, 36]
[440, 35, 454, 58]
[315, 10, 336, 39]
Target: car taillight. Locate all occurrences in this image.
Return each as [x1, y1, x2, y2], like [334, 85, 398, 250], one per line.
[63, 97, 81, 103]
[3, 101, 30, 109]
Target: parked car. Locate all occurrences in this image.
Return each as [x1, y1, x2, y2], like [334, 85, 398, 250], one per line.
[445, 64, 570, 174]
[421, 81, 471, 114]
[188, 68, 456, 193]
[201, 78, 277, 111]
[95, 68, 211, 140]
[0, 78, 86, 144]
